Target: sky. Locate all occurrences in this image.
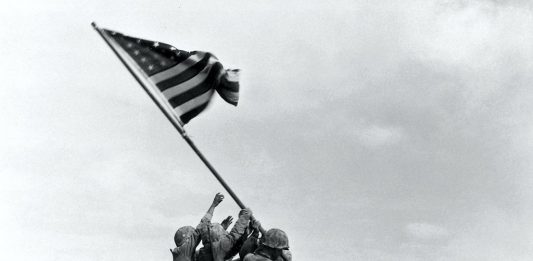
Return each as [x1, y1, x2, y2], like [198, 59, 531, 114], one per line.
[1, 0, 533, 260]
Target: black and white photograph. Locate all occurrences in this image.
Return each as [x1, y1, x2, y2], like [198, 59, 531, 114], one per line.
[1, 0, 532, 260]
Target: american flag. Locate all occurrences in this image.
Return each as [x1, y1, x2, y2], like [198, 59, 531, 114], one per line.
[98, 27, 239, 124]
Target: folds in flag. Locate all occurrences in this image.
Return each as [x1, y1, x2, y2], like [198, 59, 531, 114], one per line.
[97, 27, 240, 124]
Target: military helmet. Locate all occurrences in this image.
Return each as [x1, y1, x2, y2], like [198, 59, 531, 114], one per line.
[174, 226, 195, 247]
[262, 228, 289, 249]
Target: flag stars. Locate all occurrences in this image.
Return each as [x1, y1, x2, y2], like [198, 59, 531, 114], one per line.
[148, 64, 154, 70]
[153, 42, 159, 47]
[126, 43, 133, 48]
[160, 61, 166, 66]
[140, 57, 147, 63]
[133, 50, 140, 56]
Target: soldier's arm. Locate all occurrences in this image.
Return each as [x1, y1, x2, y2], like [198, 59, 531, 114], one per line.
[229, 208, 252, 240]
[239, 231, 259, 260]
[191, 229, 201, 249]
[197, 193, 224, 229]
[221, 208, 253, 251]
[206, 193, 224, 218]
[250, 217, 267, 237]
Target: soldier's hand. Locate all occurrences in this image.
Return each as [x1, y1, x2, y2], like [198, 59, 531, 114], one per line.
[213, 193, 224, 206]
[240, 208, 253, 218]
[251, 219, 262, 230]
[221, 215, 233, 230]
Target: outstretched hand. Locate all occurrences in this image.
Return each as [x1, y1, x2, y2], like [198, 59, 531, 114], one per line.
[221, 216, 234, 230]
[213, 192, 224, 206]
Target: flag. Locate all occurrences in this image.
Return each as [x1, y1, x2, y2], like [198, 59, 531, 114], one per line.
[97, 27, 240, 124]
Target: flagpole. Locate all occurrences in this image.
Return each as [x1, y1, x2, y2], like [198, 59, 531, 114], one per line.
[91, 22, 246, 210]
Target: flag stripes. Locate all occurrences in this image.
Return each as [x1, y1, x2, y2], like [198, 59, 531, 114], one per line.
[180, 101, 211, 124]
[217, 69, 239, 106]
[99, 28, 240, 124]
[161, 56, 220, 100]
[177, 89, 215, 116]
[156, 52, 215, 91]
[150, 52, 204, 84]
[168, 63, 223, 108]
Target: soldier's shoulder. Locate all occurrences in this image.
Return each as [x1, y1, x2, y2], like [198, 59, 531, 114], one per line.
[243, 253, 257, 261]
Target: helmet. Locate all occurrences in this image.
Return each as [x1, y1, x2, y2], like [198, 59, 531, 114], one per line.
[174, 226, 195, 247]
[262, 228, 289, 249]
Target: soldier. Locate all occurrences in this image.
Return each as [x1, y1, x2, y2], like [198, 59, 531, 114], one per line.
[237, 220, 262, 261]
[223, 213, 265, 260]
[242, 229, 291, 261]
[196, 208, 253, 261]
[170, 193, 225, 261]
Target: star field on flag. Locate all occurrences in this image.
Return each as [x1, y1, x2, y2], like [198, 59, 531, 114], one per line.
[99, 28, 240, 124]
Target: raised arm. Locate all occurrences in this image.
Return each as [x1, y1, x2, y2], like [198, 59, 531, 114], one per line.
[206, 192, 224, 217]
[220, 208, 253, 251]
[197, 193, 225, 229]
[250, 216, 267, 236]
[238, 224, 261, 259]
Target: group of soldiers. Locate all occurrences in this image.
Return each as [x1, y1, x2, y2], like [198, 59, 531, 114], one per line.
[171, 193, 292, 261]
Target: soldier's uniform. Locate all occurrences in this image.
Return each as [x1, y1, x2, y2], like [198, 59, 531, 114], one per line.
[197, 211, 252, 261]
[238, 229, 260, 260]
[224, 225, 253, 260]
[171, 213, 213, 261]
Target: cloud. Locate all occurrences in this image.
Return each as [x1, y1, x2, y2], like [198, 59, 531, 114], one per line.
[405, 223, 450, 240]
[441, 207, 533, 261]
[2, 0, 533, 260]
[356, 125, 404, 147]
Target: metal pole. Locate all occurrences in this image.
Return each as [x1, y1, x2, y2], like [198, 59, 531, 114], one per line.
[92, 22, 246, 209]
[181, 135, 246, 209]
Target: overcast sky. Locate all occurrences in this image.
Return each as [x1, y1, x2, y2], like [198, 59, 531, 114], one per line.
[1, 0, 533, 260]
